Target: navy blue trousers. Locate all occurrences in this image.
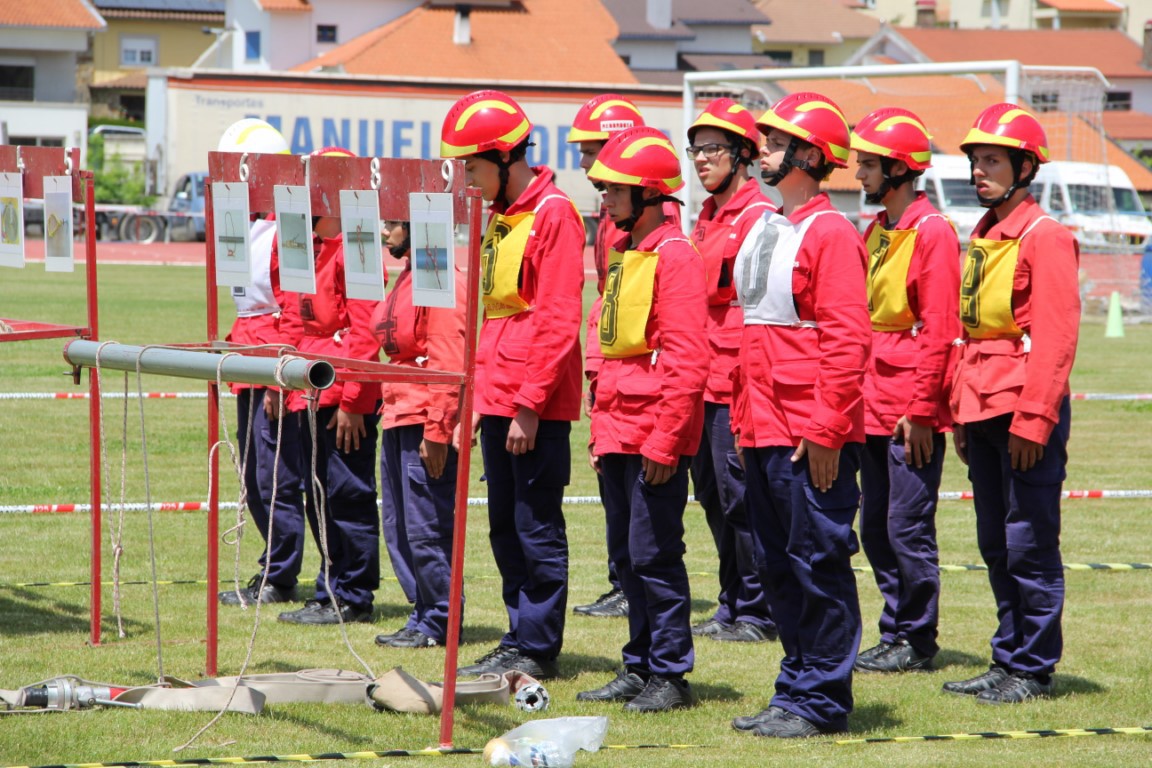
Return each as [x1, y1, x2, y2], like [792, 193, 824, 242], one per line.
[859, 432, 943, 657]
[690, 402, 773, 629]
[965, 398, 1070, 677]
[380, 423, 459, 642]
[745, 444, 862, 732]
[300, 405, 381, 611]
[479, 416, 570, 659]
[600, 453, 695, 677]
[236, 388, 306, 589]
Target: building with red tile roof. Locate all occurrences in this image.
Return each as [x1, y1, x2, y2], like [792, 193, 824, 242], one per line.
[838, 24, 1152, 193]
[751, 0, 880, 67]
[293, 0, 638, 85]
[0, 0, 104, 29]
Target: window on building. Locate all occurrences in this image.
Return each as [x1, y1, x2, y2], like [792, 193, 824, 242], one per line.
[8, 136, 63, 147]
[808, 49, 825, 66]
[1031, 91, 1059, 113]
[120, 36, 158, 66]
[764, 50, 793, 64]
[981, 0, 1010, 18]
[317, 24, 337, 43]
[0, 64, 34, 101]
[245, 31, 261, 61]
[1105, 91, 1132, 111]
[120, 94, 146, 122]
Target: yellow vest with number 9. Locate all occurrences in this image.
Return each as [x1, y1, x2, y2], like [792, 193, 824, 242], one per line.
[480, 210, 534, 319]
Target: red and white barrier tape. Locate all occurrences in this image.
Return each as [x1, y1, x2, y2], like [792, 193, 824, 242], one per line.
[3, 392, 1152, 401]
[3, 489, 1152, 515]
[0, 392, 230, 400]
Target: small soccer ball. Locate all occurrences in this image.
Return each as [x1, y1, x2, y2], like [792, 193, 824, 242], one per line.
[513, 683, 550, 713]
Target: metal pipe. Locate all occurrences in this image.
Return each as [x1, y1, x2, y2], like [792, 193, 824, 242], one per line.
[63, 341, 335, 391]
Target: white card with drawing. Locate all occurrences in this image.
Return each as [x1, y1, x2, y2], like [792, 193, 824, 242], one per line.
[43, 176, 74, 272]
[211, 181, 252, 288]
[339, 189, 384, 301]
[273, 184, 316, 294]
[409, 192, 456, 309]
[0, 172, 25, 268]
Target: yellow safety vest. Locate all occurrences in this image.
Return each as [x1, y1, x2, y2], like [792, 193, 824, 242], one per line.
[599, 248, 659, 358]
[479, 195, 583, 319]
[479, 209, 534, 319]
[960, 234, 1027, 340]
[866, 224, 918, 332]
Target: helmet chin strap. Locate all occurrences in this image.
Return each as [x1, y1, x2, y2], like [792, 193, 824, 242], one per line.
[704, 142, 747, 196]
[762, 137, 825, 186]
[864, 158, 916, 205]
[762, 137, 800, 187]
[970, 150, 1034, 209]
[478, 143, 532, 208]
[616, 187, 674, 232]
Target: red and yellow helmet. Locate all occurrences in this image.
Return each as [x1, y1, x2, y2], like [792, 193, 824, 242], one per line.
[850, 107, 933, 171]
[567, 94, 645, 143]
[959, 103, 1050, 163]
[217, 118, 289, 154]
[310, 146, 356, 157]
[757, 92, 851, 168]
[688, 98, 759, 145]
[440, 90, 533, 159]
[588, 126, 684, 196]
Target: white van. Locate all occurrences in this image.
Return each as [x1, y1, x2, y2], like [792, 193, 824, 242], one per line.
[856, 154, 985, 243]
[1033, 161, 1152, 249]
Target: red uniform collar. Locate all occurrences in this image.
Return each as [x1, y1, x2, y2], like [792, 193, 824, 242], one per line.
[972, 194, 1043, 240]
[492, 166, 557, 216]
[700, 177, 775, 224]
[782, 192, 834, 225]
[878, 191, 937, 230]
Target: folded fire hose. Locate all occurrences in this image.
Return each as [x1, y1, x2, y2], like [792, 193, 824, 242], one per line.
[2, 668, 544, 715]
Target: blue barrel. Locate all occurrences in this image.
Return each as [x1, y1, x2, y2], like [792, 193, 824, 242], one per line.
[1143, 240, 1152, 311]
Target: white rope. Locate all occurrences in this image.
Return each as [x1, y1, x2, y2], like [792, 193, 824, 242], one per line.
[175, 355, 280, 754]
[94, 341, 129, 639]
[133, 345, 167, 682]
[306, 395, 376, 679]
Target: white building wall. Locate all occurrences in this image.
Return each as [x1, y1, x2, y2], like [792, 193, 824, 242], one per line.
[0, 101, 89, 153]
[1114, 77, 1152, 114]
[266, 13, 312, 71]
[679, 26, 753, 54]
[0, 27, 90, 53]
[227, 0, 271, 70]
[33, 52, 81, 102]
[949, 0, 1034, 29]
[615, 39, 679, 70]
[224, 0, 424, 72]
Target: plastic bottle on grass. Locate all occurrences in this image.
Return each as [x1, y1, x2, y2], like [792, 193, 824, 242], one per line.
[482, 716, 608, 768]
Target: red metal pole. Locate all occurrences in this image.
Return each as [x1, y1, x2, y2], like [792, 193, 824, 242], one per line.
[204, 180, 220, 677]
[439, 186, 483, 748]
[84, 169, 103, 647]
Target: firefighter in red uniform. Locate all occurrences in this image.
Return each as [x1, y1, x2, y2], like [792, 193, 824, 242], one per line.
[278, 147, 383, 626]
[850, 108, 960, 673]
[729, 92, 871, 738]
[371, 221, 469, 648]
[685, 97, 777, 645]
[215, 118, 308, 609]
[566, 93, 645, 619]
[441, 91, 585, 679]
[576, 126, 707, 711]
[944, 104, 1079, 704]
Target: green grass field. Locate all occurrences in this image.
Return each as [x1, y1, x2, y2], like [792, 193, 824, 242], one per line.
[1, 263, 1151, 767]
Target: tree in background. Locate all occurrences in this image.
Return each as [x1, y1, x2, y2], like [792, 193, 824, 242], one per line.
[88, 134, 155, 206]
